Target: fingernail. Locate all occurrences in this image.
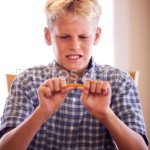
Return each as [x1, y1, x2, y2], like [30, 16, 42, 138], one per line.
[61, 88, 66, 93]
[102, 88, 108, 95]
[84, 88, 89, 95]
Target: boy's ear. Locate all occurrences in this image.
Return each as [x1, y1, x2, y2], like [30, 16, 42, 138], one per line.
[44, 27, 51, 45]
[94, 27, 101, 45]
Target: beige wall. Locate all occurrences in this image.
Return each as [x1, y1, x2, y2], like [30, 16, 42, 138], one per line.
[113, 0, 150, 147]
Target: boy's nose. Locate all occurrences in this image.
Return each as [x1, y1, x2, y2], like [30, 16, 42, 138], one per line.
[69, 37, 80, 51]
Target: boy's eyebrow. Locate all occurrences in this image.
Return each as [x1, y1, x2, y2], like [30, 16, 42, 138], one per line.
[57, 31, 91, 35]
[57, 33, 91, 38]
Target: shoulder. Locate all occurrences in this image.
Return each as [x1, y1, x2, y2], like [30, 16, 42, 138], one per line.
[94, 64, 137, 91]
[95, 64, 131, 82]
[12, 63, 55, 90]
[17, 63, 54, 81]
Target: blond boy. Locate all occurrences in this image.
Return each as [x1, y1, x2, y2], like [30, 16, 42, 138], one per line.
[0, 0, 148, 149]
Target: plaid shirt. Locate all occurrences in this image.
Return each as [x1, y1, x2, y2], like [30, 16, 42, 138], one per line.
[0, 58, 148, 149]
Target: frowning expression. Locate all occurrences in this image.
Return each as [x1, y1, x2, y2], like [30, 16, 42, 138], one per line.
[44, 16, 101, 77]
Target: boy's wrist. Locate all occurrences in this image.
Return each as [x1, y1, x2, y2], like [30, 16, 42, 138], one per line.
[98, 107, 115, 125]
[34, 106, 51, 124]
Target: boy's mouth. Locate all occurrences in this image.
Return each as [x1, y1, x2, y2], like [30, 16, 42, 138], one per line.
[66, 55, 82, 60]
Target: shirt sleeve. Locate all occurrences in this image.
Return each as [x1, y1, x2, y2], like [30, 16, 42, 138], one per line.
[0, 73, 38, 138]
[110, 70, 149, 146]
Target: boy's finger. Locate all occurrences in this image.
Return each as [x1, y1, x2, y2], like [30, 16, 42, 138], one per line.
[90, 80, 97, 93]
[83, 79, 91, 94]
[60, 77, 67, 93]
[95, 80, 103, 94]
[102, 81, 110, 95]
[53, 77, 60, 92]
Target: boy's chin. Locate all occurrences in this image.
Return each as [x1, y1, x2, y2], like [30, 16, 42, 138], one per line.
[66, 67, 83, 72]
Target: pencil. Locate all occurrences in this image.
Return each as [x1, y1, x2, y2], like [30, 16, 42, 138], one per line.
[67, 84, 84, 87]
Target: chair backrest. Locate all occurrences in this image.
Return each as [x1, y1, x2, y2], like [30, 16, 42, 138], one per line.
[5, 70, 139, 92]
[128, 70, 139, 85]
[6, 74, 16, 92]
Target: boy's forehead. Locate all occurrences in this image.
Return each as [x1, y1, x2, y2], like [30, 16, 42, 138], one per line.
[52, 16, 95, 33]
[52, 15, 96, 28]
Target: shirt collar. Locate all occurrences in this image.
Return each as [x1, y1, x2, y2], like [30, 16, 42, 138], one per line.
[81, 57, 97, 83]
[50, 57, 97, 83]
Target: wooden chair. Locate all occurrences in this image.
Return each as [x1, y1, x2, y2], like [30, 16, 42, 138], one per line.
[5, 70, 139, 92]
[128, 70, 139, 85]
[6, 74, 16, 92]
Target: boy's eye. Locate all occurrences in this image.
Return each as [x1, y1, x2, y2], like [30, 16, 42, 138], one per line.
[59, 36, 69, 39]
[58, 35, 90, 40]
[79, 36, 89, 39]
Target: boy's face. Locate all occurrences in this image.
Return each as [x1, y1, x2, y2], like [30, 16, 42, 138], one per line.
[44, 16, 101, 77]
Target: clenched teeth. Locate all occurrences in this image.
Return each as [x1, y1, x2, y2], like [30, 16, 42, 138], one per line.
[66, 55, 81, 59]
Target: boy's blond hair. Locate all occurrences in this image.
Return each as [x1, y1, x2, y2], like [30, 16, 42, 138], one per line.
[45, 0, 102, 28]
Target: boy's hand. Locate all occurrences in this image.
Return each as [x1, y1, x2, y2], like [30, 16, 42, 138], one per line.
[37, 77, 74, 120]
[37, 77, 111, 121]
[80, 79, 111, 121]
